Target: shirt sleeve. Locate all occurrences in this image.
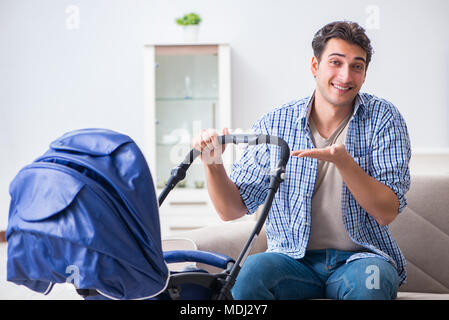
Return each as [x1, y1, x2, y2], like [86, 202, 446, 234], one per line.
[370, 104, 411, 214]
[229, 114, 272, 214]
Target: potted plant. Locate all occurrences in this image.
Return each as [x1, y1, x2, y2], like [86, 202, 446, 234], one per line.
[175, 13, 202, 42]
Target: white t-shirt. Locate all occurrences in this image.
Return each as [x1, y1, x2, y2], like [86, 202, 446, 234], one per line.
[306, 110, 365, 251]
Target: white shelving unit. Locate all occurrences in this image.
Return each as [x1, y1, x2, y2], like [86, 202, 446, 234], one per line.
[143, 43, 246, 238]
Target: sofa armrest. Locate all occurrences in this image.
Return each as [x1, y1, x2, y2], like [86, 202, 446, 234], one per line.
[173, 221, 268, 273]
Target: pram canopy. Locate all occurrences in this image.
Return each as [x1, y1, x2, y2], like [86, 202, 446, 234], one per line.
[6, 128, 169, 299]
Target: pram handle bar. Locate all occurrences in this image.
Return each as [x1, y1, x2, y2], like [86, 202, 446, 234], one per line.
[157, 134, 290, 206]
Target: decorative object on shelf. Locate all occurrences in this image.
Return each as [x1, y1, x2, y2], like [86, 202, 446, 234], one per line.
[176, 179, 187, 188]
[194, 180, 205, 189]
[158, 129, 191, 146]
[160, 134, 179, 146]
[175, 12, 201, 42]
[184, 75, 193, 99]
[157, 180, 167, 189]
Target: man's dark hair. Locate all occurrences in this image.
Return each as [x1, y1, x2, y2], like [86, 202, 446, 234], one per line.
[312, 21, 373, 68]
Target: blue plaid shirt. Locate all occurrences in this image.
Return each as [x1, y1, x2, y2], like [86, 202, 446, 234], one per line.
[230, 92, 411, 285]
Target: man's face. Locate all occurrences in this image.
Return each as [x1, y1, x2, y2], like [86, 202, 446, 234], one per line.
[311, 38, 367, 108]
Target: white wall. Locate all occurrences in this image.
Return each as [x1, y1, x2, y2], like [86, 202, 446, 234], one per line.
[1, 0, 448, 229]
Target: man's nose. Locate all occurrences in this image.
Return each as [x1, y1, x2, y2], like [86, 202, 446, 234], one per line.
[337, 65, 351, 83]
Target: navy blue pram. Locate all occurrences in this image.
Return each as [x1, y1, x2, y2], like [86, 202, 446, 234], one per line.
[6, 128, 289, 300]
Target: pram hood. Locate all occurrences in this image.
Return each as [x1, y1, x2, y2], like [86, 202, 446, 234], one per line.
[6, 128, 169, 299]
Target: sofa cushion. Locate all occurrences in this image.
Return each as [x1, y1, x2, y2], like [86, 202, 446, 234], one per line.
[389, 174, 449, 294]
[174, 221, 267, 274]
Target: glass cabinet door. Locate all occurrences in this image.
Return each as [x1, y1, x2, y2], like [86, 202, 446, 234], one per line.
[144, 44, 237, 236]
[155, 46, 219, 189]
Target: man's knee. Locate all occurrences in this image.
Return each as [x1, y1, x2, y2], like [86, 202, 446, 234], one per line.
[231, 252, 291, 300]
[332, 258, 399, 300]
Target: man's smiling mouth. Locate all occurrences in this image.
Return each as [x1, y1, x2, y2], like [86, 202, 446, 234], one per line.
[331, 82, 353, 91]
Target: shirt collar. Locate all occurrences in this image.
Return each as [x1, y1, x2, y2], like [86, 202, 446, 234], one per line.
[296, 91, 367, 129]
[353, 93, 367, 119]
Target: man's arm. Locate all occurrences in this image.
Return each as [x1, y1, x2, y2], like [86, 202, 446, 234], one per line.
[291, 144, 399, 226]
[192, 128, 248, 221]
[204, 162, 248, 221]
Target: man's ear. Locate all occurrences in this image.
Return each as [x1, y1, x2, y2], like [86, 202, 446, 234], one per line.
[311, 56, 319, 78]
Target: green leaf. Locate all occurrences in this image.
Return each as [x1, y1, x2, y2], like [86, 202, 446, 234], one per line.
[175, 12, 201, 25]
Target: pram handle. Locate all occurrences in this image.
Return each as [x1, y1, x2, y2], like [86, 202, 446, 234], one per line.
[158, 134, 290, 206]
[187, 134, 290, 168]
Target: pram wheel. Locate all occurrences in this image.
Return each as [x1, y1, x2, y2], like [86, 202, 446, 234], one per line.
[164, 271, 231, 300]
[162, 250, 236, 300]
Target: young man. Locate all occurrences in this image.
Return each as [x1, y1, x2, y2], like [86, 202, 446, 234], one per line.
[192, 21, 411, 300]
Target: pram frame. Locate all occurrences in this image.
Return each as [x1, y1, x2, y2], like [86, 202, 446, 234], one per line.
[158, 134, 290, 300]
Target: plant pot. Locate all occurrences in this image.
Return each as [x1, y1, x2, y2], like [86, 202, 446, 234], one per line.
[182, 25, 199, 42]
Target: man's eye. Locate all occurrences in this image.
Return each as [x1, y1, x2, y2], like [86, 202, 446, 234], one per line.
[353, 64, 364, 71]
[330, 60, 340, 65]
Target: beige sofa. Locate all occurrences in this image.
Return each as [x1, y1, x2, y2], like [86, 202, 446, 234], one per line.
[173, 174, 449, 300]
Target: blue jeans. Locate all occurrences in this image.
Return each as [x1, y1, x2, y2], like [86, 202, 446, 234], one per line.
[231, 249, 399, 300]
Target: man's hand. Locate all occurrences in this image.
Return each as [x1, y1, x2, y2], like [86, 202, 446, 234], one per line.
[291, 143, 348, 166]
[291, 143, 399, 226]
[191, 127, 247, 221]
[191, 128, 230, 166]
